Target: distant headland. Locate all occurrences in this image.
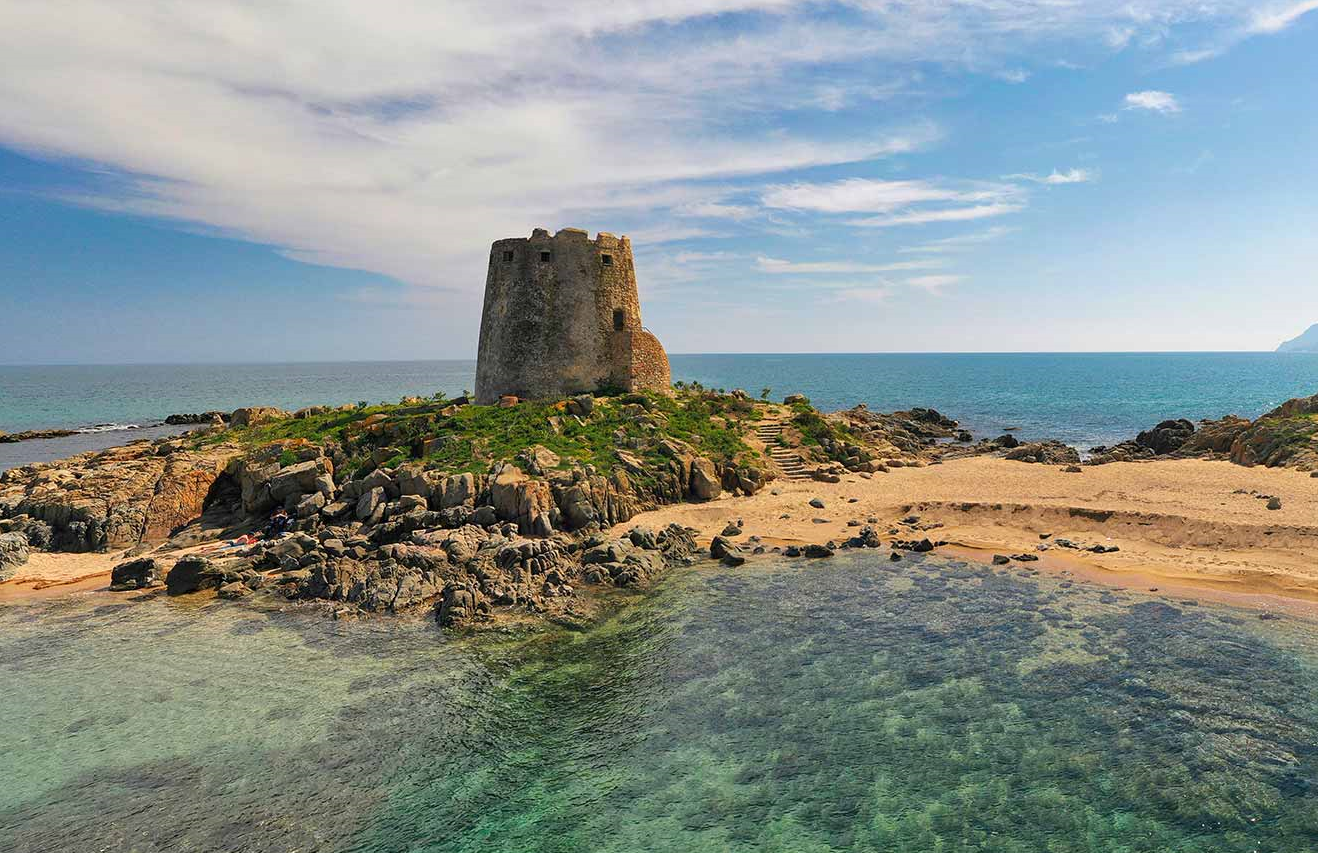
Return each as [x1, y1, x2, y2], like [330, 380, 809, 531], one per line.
[1277, 323, 1318, 353]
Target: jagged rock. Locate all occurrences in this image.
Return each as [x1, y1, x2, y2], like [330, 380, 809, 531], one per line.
[710, 535, 740, 560]
[268, 458, 334, 503]
[395, 464, 431, 498]
[688, 457, 722, 501]
[397, 494, 428, 514]
[229, 407, 290, 428]
[356, 486, 385, 521]
[1136, 419, 1196, 455]
[1005, 441, 1081, 465]
[1180, 416, 1251, 455]
[804, 543, 834, 558]
[566, 394, 595, 417]
[109, 556, 161, 590]
[436, 585, 490, 626]
[992, 554, 1011, 565]
[217, 581, 251, 599]
[440, 473, 477, 509]
[0, 532, 30, 580]
[490, 467, 555, 534]
[294, 492, 326, 518]
[521, 445, 561, 476]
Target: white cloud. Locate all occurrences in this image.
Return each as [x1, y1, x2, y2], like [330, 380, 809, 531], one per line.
[761, 178, 1004, 213]
[675, 201, 758, 220]
[849, 203, 1024, 228]
[905, 274, 966, 293]
[0, 0, 1284, 305]
[1005, 168, 1097, 185]
[1123, 90, 1182, 113]
[899, 227, 1013, 253]
[1249, 1, 1318, 33]
[756, 257, 942, 274]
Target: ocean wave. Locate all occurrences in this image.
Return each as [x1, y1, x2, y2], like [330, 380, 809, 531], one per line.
[75, 422, 152, 434]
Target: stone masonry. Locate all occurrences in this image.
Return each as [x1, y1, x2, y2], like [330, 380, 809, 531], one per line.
[474, 228, 671, 404]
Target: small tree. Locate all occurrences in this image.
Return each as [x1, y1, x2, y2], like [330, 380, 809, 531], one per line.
[760, 387, 771, 400]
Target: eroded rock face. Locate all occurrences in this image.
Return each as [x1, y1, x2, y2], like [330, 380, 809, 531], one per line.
[0, 532, 29, 580]
[0, 443, 239, 552]
[229, 407, 290, 428]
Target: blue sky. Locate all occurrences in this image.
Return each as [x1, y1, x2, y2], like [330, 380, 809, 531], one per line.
[1, 1, 1316, 363]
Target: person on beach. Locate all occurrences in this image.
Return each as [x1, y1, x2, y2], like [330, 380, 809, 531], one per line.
[264, 507, 292, 538]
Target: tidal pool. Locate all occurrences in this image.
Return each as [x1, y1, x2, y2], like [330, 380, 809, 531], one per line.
[2, 554, 1317, 852]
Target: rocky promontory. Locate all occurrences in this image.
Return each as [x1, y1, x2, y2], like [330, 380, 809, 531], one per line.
[0, 388, 948, 627]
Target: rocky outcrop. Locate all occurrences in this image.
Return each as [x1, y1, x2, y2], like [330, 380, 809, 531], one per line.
[229, 407, 290, 428]
[1136, 419, 1196, 455]
[165, 412, 228, 425]
[1005, 441, 1081, 465]
[110, 557, 162, 591]
[0, 532, 29, 581]
[0, 442, 240, 551]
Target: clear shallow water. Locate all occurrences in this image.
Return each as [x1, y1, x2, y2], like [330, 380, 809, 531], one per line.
[4, 554, 1318, 852]
[3, 353, 1317, 450]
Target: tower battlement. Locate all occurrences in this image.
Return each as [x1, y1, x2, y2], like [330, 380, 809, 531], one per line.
[473, 228, 671, 404]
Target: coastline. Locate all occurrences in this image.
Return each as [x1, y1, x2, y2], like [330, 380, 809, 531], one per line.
[8, 453, 1318, 619]
[611, 455, 1318, 617]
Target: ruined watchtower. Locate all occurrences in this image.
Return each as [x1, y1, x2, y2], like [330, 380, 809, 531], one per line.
[474, 228, 671, 404]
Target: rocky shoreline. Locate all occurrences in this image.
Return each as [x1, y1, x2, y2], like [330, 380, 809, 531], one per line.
[3, 388, 1316, 627]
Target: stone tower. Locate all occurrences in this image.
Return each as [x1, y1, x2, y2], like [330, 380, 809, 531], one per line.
[474, 228, 671, 404]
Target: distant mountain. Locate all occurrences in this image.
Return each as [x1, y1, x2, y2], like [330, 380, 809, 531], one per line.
[1277, 324, 1318, 353]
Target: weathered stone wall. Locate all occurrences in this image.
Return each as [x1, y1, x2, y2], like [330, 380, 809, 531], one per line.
[609, 329, 672, 393]
[474, 228, 669, 403]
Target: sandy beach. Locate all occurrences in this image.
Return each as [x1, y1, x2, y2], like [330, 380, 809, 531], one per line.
[7, 455, 1318, 614]
[613, 456, 1318, 613]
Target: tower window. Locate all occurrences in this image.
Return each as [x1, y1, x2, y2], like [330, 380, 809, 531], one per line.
[540, 251, 552, 262]
[601, 254, 613, 266]
[613, 309, 625, 331]
[502, 250, 514, 262]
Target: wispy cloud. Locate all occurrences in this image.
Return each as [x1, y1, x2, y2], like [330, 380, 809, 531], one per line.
[1005, 168, 1098, 185]
[1249, 1, 1318, 33]
[849, 203, 1024, 228]
[899, 227, 1013, 253]
[760, 178, 1006, 214]
[756, 256, 942, 274]
[1123, 90, 1182, 114]
[0, 0, 1290, 302]
[904, 274, 966, 294]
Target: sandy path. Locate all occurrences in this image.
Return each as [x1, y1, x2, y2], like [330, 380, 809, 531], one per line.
[612, 457, 1318, 612]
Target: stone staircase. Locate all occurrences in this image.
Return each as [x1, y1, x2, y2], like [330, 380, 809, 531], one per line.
[755, 420, 809, 481]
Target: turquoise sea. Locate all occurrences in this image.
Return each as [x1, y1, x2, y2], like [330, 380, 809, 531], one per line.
[2, 353, 1317, 469]
[3, 552, 1318, 852]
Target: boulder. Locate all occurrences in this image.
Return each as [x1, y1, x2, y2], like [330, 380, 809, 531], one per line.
[109, 556, 161, 590]
[0, 532, 30, 580]
[396, 464, 430, 498]
[804, 543, 834, 558]
[521, 445, 561, 476]
[229, 407, 290, 428]
[436, 585, 490, 627]
[268, 458, 333, 503]
[1135, 419, 1196, 455]
[566, 394, 595, 417]
[709, 535, 740, 560]
[165, 555, 222, 595]
[217, 581, 252, 600]
[491, 468, 555, 534]
[1004, 441, 1081, 465]
[688, 457, 722, 501]
[294, 492, 327, 518]
[440, 473, 477, 509]
[356, 486, 385, 521]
